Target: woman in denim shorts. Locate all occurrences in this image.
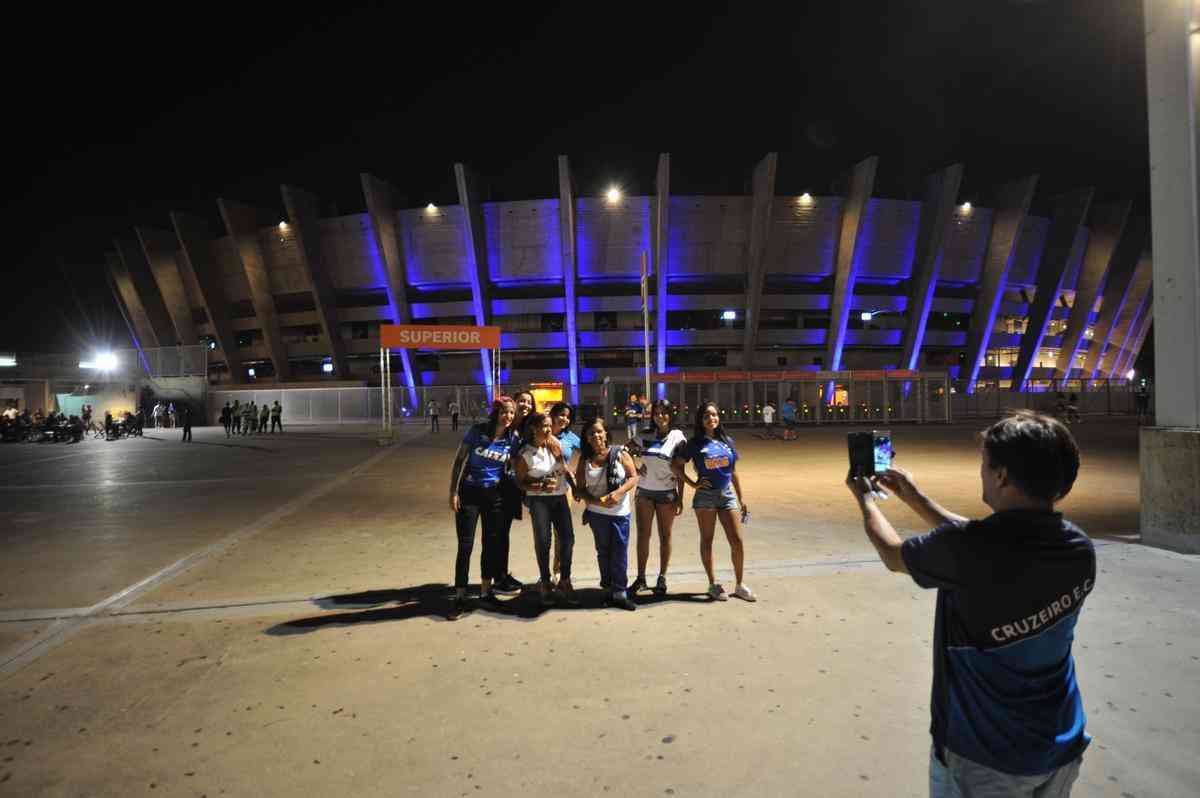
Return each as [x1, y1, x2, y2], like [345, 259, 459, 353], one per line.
[626, 399, 687, 596]
[671, 402, 756, 602]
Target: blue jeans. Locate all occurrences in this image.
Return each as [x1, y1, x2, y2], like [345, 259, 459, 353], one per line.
[587, 512, 630, 596]
[929, 746, 1082, 798]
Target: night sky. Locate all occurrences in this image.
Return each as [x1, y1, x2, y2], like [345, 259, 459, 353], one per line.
[3, 0, 1150, 360]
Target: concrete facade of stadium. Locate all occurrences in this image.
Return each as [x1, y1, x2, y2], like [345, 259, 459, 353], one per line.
[102, 157, 1154, 399]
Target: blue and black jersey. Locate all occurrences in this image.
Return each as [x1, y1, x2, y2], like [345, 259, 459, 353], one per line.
[901, 510, 1096, 776]
[461, 424, 518, 488]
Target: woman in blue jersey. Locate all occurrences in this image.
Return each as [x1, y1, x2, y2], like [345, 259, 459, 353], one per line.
[672, 401, 755, 602]
[575, 417, 640, 611]
[447, 396, 519, 620]
[549, 401, 581, 588]
[627, 399, 687, 596]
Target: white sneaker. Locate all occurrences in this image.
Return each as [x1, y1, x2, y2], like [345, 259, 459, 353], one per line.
[708, 583, 728, 601]
[733, 584, 757, 602]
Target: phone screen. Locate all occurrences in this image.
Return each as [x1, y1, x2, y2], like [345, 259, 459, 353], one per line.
[873, 430, 893, 475]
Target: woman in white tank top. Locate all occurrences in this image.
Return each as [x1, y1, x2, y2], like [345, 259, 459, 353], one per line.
[575, 417, 640, 611]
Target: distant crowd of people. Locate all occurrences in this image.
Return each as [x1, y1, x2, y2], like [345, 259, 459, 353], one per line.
[218, 399, 282, 437]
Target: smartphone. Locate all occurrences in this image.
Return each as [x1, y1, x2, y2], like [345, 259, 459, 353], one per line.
[872, 429, 893, 475]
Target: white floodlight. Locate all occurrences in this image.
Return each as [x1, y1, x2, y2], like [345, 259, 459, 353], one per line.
[426, 203, 437, 211]
[861, 311, 873, 322]
[606, 186, 622, 203]
[1126, 369, 1135, 380]
[323, 362, 334, 374]
[0, 355, 15, 367]
[721, 310, 737, 321]
[799, 192, 812, 202]
[97, 353, 118, 371]
[248, 367, 257, 378]
[961, 202, 972, 212]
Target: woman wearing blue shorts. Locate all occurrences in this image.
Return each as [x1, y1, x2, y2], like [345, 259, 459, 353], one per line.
[672, 401, 756, 602]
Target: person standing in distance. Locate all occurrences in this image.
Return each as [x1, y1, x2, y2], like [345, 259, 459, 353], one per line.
[627, 399, 687, 596]
[259, 402, 269, 435]
[180, 404, 193, 443]
[446, 396, 520, 620]
[576, 417, 639, 611]
[428, 399, 440, 432]
[625, 393, 642, 443]
[270, 400, 282, 433]
[780, 396, 798, 440]
[220, 402, 232, 437]
[846, 411, 1093, 797]
[761, 400, 776, 439]
[671, 402, 755, 602]
[231, 399, 242, 435]
[448, 399, 461, 432]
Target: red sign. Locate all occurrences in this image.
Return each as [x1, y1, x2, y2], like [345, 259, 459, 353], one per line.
[380, 324, 501, 350]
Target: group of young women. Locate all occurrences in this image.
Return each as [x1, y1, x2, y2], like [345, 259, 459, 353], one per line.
[447, 390, 756, 620]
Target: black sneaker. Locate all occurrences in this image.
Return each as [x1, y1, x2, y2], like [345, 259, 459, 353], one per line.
[629, 576, 648, 594]
[611, 594, 637, 612]
[653, 575, 668, 595]
[494, 574, 523, 595]
[480, 591, 505, 608]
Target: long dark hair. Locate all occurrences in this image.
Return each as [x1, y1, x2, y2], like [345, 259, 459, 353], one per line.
[693, 401, 735, 447]
[649, 399, 675, 434]
[523, 411, 550, 445]
[513, 389, 535, 435]
[485, 396, 516, 440]
[579, 417, 610, 461]
[548, 401, 574, 432]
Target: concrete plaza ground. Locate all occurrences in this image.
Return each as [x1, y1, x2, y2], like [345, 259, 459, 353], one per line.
[0, 418, 1196, 797]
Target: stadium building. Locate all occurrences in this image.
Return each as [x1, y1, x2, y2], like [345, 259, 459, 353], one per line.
[103, 155, 1153, 402]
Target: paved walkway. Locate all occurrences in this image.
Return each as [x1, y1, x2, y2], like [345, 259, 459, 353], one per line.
[0, 420, 1196, 796]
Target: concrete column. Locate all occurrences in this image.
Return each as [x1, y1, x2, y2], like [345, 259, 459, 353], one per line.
[359, 174, 419, 401]
[281, 185, 351, 379]
[742, 152, 778, 369]
[652, 153, 671, 398]
[453, 163, 494, 383]
[170, 211, 244, 383]
[113, 236, 177, 346]
[556, 156, 581, 402]
[824, 156, 879, 372]
[106, 250, 161, 350]
[217, 199, 291, 381]
[135, 227, 197, 346]
[962, 175, 1039, 391]
[1054, 201, 1132, 377]
[1082, 218, 1148, 377]
[900, 163, 964, 371]
[1145, 0, 1200, 425]
[1141, 0, 1200, 552]
[1009, 189, 1094, 390]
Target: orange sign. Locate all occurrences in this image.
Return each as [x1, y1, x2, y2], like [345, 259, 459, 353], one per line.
[380, 324, 501, 350]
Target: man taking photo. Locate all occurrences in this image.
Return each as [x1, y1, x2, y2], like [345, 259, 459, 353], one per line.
[847, 411, 1094, 797]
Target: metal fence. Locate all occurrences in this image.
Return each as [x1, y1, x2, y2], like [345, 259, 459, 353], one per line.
[605, 373, 952, 425]
[949, 378, 1151, 419]
[207, 375, 1150, 428]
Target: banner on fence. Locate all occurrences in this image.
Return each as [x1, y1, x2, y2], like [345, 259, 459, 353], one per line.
[380, 324, 501, 350]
